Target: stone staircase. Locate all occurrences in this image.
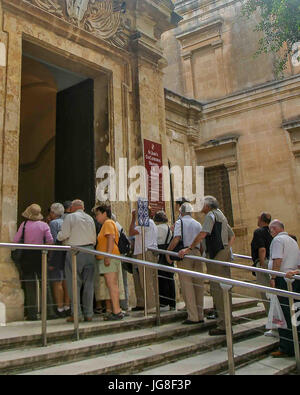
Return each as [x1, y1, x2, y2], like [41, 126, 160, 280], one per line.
[0, 298, 297, 375]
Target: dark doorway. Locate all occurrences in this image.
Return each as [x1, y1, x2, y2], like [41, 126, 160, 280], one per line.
[55, 79, 95, 213]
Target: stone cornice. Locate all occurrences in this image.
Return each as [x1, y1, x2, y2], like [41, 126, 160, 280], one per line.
[165, 89, 202, 144]
[174, 0, 241, 21]
[165, 88, 202, 114]
[176, 18, 223, 41]
[195, 134, 239, 151]
[202, 75, 300, 121]
[195, 134, 239, 167]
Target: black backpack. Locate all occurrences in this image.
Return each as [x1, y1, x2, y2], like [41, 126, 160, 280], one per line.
[118, 228, 131, 255]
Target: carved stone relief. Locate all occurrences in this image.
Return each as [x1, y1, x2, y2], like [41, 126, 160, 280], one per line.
[24, 0, 129, 48]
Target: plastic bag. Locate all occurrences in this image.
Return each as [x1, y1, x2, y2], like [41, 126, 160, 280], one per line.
[266, 293, 287, 329]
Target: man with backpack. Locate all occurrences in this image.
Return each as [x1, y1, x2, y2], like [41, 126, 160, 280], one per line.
[179, 196, 235, 335]
[167, 203, 204, 324]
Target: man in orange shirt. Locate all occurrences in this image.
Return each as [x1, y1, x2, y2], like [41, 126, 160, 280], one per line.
[94, 204, 124, 321]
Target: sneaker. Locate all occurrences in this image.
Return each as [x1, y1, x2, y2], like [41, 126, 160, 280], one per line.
[55, 308, 66, 318]
[206, 311, 218, 320]
[122, 310, 130, 317]
[104, 312, 125, 321]
[160, 305, 170, 312]
[64, 308, 72, 317]
[264, 329, 279, 338]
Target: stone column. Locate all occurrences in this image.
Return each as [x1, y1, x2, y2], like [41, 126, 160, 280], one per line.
[0, 17, 24, 322]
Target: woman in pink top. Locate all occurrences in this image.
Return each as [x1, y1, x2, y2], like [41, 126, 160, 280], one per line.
[13, 204, 53, 320]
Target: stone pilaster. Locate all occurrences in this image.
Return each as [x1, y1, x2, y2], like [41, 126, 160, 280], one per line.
[0, 9, 24, 321]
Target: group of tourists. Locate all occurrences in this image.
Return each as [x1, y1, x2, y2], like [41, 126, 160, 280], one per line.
[250, 213, 300, 358]
[12, 196, 300, 355]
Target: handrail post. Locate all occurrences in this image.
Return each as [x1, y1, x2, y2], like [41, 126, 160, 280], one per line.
[142, 227, 148, 317]
[221, 283, 235, 375]
[286, 278, 300, 372]
[155, 269, 160, 326]
[41, 250, 48, 347]
[71, 250, 80, 341]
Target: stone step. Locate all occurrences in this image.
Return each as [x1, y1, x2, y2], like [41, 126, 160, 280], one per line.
[0, 297, 259, 351]
[233, 355, 297, 375]
[0, 304, 265, 374]
[19, 317, 268, 375]
[137, 335, 279, 375]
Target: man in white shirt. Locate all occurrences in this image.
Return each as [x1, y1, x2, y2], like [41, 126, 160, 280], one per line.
[129, 208, 158, 312]
[167, 203, 204, 324]
[178, 196, 235, 335]
[57, 199, 96, 322]
[269, 220, 300, 358]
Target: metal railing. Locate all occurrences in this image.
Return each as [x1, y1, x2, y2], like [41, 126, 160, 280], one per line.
[149, 247, 300, 374]
[1, 242, 300, 375]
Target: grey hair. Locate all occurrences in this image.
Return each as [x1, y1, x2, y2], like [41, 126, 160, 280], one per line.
[270, 219, 284, 230]
[72, 199, 84, 209]
[180, 203, 193, 215]
[203, 195, 219, 209]
[50, 203, 65, 217]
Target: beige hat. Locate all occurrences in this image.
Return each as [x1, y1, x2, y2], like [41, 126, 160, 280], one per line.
[22, 204, 43, 221]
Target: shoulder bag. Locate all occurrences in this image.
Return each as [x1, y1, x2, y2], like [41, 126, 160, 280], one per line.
[205, 211, 224, 259]
[11, 220, 27, 264]
[170, 219, 185, 261]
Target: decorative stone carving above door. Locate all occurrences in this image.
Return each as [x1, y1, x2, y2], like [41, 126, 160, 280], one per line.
[24, 0, 129, 47]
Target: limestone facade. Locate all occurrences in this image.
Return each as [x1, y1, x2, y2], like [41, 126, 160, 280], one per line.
[0, 0, 180, 321]
[1, 0, 300, 321]
[163, 0, 300, 267]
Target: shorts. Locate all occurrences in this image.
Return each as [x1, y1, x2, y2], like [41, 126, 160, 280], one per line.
[48, 267, 65, 282]
[98, 258, 120, 274]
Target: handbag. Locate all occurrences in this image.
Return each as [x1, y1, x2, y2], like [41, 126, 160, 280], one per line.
[170, 219, 185, 261]
[11, 220, 27, 264]
[266, 293, 287, 329]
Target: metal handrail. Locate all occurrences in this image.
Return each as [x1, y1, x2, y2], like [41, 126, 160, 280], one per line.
[149, 247, 300, 281]
[1, 242, 300, 374]
[233, 253, 252, 260]
[8, 243, 72, 252]
[75, 246, 300, 299]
